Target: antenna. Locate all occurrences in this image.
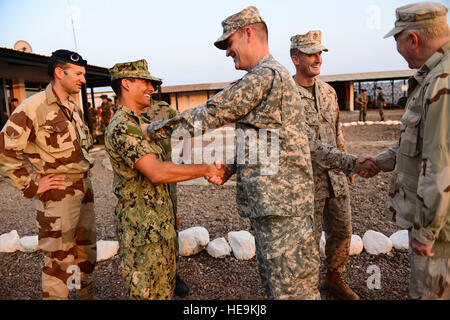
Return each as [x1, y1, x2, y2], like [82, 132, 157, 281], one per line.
[67, 0, 79, 52]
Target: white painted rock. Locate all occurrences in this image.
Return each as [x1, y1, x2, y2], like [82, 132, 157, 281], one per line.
[206, 237, 232, 258]
[363, 230, 392, 255]
[228, 231, 255, 260]
[342, 123, 351, 127]
[357, 121, 365, 126]
[0, 230, 20, 253]
[319, 232, 326, 257]
[365, 121, 374, 125]
[350, 122, 358, 126]
[96, 240, 119, 262]
[390, 230, 409, 251]
[349, 234, 364, 256]
[18, 235, 39, 252]
[178, 226, 210, 256]
[102, 157, 113, 171]
[385, 120, 394, 125]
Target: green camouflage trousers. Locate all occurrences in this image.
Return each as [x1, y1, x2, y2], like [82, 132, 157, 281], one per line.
[119, 238, 176, 300]
[314, 194, 352, 273]
[35, 175, 97, 300]
[409, 240, 450, 300]
[251, 216, 321, 300]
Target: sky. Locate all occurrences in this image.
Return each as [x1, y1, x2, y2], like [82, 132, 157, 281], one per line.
[1, 0, 449, 88]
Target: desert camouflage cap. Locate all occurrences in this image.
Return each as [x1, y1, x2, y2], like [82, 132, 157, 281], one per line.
[214, 6, 266, 50]
[290, 30, 328, 55]
[109, 59, 163, 85]
[384, 1, 448, 38]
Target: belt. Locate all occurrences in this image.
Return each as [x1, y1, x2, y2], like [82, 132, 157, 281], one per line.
[51, 172, 88, 179]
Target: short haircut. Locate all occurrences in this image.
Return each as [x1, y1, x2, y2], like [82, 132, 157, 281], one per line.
[290, 48, 302, 58]
[410, 23, 450, 41]
[376, 87, 382, 90]
[111, 78, 135, 98]
[47, 56, 69, 80]
[10, 98, 18, 102]
[239, 22, 268, 43]
[362, 89, 367, 92]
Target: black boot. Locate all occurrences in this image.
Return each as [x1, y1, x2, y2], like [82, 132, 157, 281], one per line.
[174, 275, 189, 297]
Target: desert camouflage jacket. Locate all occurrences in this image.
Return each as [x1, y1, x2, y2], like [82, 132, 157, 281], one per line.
[376, 41, 450, 250]
[145, 54, 356, 219]
[105, 105, 176, 248]
[0, 83, 94, 198]
[297, 79, 350, 200]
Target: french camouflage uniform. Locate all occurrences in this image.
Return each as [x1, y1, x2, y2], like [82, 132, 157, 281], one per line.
[376, 90, 386, 121]
[0, 83, 96, 300]
[105, 60, 176, 300]
[378, 2, 450, 300]
[356, 92, 368, 122]
[145, 6, 358, 300]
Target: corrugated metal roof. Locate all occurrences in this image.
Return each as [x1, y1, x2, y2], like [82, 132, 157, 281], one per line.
[160, 69, 416, 94]
[318, 69, 416, 82]
[160, 81, 231, 94]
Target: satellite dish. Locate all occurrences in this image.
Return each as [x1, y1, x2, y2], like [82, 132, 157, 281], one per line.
[14, 40, 32, 53]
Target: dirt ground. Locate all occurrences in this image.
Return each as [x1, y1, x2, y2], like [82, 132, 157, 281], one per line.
[0, 109, 409, 300]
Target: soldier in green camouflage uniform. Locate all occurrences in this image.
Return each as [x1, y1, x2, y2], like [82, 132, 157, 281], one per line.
[105, 59, 226, 300]
[142, 7, 378, 300]
[376, 87, 386, 121]
[0, 50, 96, 300]
[290, 30, 359, 300]
[377, 2, 450, 299]
[142, 99, 189, 296]
[355, 89, 369, 122]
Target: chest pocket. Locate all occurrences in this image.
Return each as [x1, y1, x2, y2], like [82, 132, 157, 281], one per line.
[399, 105, 422, 158]
[40, 120, 75, 153]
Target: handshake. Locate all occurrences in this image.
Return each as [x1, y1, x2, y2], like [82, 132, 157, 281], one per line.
[355, 155, 381, 178]
[204, 163, 233, 186]
[204, 155, 381, 187]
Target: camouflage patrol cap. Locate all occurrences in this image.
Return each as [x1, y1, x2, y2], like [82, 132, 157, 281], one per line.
[109, 59, 162, 85]
[214, 6, 266, 50]
[384, 2, 448, 38]
[290, 30, 328, 55]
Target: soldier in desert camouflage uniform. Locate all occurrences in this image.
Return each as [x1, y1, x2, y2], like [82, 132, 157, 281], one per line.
[290, 30, 359, 300]
[142, 7, 379, 300]
[100, 95, 113, 135]
[376, 2, 450, 299]
[105, 59, 226, 300]
[0, 50, 96, 300]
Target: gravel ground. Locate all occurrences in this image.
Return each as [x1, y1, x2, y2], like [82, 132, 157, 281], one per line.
[0, 109, 409, 300]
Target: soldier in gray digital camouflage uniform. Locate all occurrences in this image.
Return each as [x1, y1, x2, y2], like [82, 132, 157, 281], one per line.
[376, 2, 450, 300]
[141, 6, 380, 299]
[105, 59, 226, 300]
[290, 30, 359, 300]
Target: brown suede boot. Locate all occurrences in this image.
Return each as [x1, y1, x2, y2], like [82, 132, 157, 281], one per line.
[324, 271, 360, 300]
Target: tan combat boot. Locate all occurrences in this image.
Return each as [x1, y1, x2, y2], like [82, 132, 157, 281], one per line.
[324, 271, 360, 300]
